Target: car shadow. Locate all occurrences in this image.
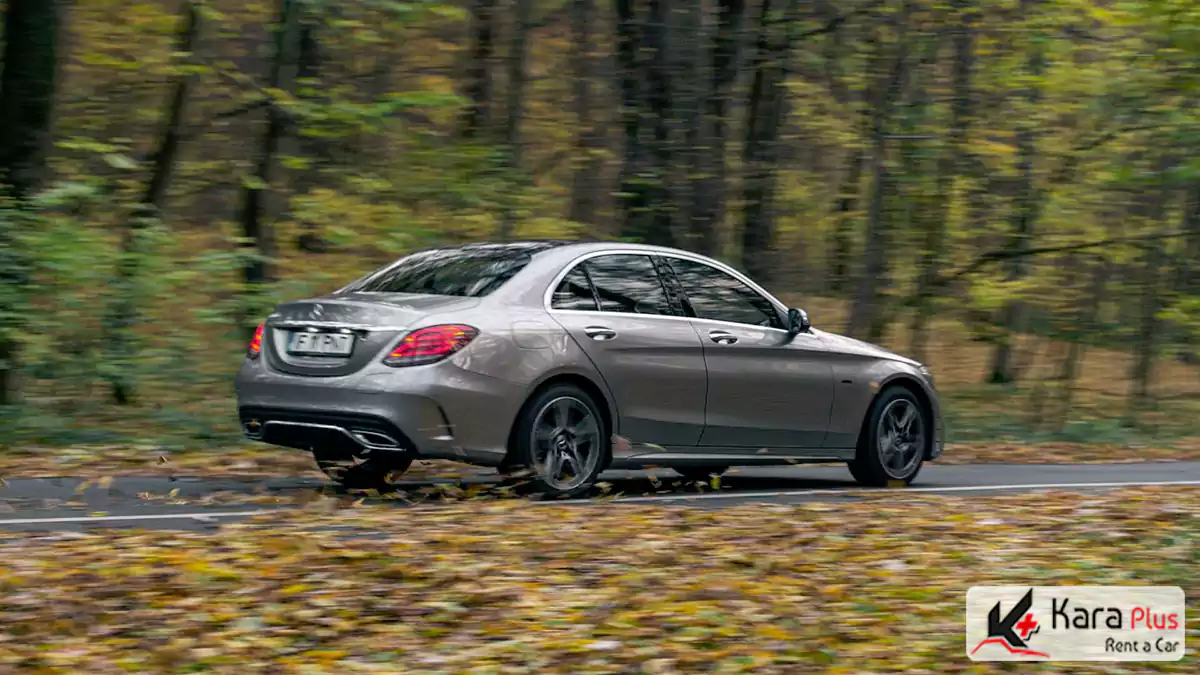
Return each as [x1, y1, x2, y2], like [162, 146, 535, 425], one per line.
[324, 466, 863, 505]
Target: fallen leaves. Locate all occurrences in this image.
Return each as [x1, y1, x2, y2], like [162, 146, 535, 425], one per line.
[0, 487, 1196, 672]
[0, 446, 490, 481]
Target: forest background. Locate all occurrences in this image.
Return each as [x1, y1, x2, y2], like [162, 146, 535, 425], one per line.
[1, 0, 1198, 455]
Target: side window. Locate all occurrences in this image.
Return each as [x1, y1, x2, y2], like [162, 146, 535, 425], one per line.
[666, 258, 783, 328]
[551, 266, 598, 310]
[584, 254, 675, 316]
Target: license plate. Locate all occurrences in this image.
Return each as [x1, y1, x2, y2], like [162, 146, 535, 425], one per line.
[288, 331, 355, 357]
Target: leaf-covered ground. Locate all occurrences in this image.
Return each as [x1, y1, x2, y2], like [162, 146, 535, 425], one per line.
[0, 488, 1196, 673]
[0, 439, 1198, 481]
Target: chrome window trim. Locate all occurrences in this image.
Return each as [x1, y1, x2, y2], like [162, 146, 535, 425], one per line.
[543, 248, 796, 333]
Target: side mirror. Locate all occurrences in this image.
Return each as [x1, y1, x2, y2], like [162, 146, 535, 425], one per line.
[787, 308, 811, 337]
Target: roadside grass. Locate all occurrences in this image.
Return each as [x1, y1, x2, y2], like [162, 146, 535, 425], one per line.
[0, 487, 1196, 673]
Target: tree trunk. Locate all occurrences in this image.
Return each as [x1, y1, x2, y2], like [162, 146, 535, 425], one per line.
[986, 4, 1046, 384]
[614, 0, 651, 242]
[567, 0, 605, 228]
[688, 0, 745, 257]
[830, 150, 863, 293]
[616, 0, 673, 246]
[1056, 251, 1108, 428]
[645, 0, 675, 247]
[909, 1, 973, 362]
[671, 0, 705, 253]
[871, 31, 937, 343]
[1173, 181, 1200, 363]
[1128, 157, 1174, 418]
[0, 0, 63, 406]
[846, 130, 891, 338]
[846, 2, 911, 340]
[461, 0, 498, 139]
[823, 1, 866, 294]
[498, 0, 533, 240]
[105, 0, 199, 405]
[294, 6, 334, 253]
[741, 0, 806, 286]
[238, 0, 302, 338]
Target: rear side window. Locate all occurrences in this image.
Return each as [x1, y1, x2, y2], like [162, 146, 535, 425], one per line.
[666, 257, 783, 328]
[341, 247, 533, 297]
[583, 254, 675, 316]
[551, 267, 598, 310]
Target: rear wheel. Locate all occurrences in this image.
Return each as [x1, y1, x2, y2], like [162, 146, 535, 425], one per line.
[508, 383, 609, 499]
[673, 466, 728, 482]
[313, 447, 412, 491]
[848, 386, 927, 487]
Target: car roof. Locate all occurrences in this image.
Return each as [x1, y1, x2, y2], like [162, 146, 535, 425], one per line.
[422, 240, 683, 256]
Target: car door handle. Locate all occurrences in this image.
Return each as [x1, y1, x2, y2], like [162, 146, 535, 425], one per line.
[708, 330, 738, 345]
[585, 326, 617, 341]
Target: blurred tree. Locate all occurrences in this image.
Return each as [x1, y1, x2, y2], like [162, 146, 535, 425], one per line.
[847, 0, 911, 340]
[567, 0, 605, 229]
[498, 0, 533, 239]
[237, 0, 303, 338]
[986, 0, 1047, 384]
[0, 0, 63, 405]
[689, 0, 745, 256]
[909, 0, 974, 362]
[103, 0, 202, 405]
[293, 0, 334, 253]
[462, 0, 498, 139]
[740, 0, 796, 286]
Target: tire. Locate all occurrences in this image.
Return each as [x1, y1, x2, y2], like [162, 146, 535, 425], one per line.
[674, 466, 728, 482]
[314, 447, 412, 491]
[847, 386, 928, 487]
[508, 383, 609, 499]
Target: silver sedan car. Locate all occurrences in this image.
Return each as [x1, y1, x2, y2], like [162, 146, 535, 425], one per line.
[236, 241, 943, 497]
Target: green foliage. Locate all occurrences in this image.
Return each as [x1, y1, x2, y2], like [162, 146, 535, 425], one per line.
[0, 0, 1197, 447]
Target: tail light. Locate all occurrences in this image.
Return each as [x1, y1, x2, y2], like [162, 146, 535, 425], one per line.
[247, 321, 265, 358]
[383, 324, 478, 367]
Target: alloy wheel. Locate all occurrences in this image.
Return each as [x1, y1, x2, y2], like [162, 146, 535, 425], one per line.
[530, 396, 602, 491]
[875, 398, 925, 480]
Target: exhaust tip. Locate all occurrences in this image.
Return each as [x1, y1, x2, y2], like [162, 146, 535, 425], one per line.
[351, 430, 400, 449]
[243, 419, 264, 439]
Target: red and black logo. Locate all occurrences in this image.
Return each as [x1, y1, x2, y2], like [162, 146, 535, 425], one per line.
[970, 588, 1050, 658]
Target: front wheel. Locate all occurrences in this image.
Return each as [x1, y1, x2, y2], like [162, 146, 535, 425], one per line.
[848, 386, 927, 487]
[508, 384, 609, 499]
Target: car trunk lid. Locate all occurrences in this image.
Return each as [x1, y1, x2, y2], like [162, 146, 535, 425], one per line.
[264, 293, 480, 377]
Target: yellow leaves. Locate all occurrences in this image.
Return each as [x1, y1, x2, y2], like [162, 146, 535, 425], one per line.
[2, 488, 1198, 671]
[819, 584, 849, 599]
[296, 649, 350, 661]
[182, 559, 242, 581]
[970, 138, 1018, 157]
[754, 624, 792, 641]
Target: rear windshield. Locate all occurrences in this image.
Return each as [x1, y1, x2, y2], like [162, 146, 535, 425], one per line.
[339, 247, 535, 297]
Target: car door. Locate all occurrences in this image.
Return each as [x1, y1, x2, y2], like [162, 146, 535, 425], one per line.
[660, 256, 835, 449]
[547, 252, 708, 446]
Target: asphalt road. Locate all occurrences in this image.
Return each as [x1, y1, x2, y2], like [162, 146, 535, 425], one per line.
[1, 462, 1198, 532]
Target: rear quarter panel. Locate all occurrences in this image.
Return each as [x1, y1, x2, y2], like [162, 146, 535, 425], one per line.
[450, 304, 618, 429]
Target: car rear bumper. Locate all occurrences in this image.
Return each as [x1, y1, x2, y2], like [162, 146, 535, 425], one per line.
[234, 356, 524, 467]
